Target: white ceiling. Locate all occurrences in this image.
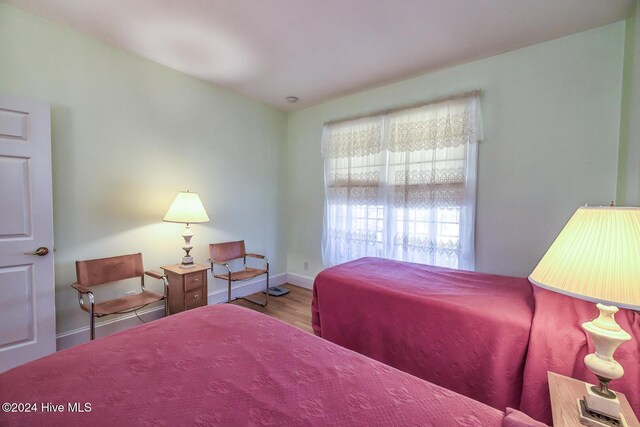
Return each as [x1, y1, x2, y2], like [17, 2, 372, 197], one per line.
[5, 0, 635, 111]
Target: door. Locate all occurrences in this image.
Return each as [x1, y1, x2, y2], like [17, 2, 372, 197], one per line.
[0, 92, 55, 372]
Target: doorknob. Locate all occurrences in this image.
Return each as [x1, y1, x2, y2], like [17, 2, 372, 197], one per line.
[25, 247, 49, 256]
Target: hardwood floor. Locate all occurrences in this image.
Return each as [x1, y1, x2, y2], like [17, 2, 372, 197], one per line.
[232, 284, 314, 333]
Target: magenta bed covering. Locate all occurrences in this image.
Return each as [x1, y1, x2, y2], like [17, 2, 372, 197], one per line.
[0, 304, 506, 426]
[312, 257, 534, 413]
[519, 286, 640, 424]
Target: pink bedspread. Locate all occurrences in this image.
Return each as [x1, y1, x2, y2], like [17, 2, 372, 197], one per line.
[520, 286, 640, 424]
[312, 257, 534, 412]
[0, 304, 504, 426]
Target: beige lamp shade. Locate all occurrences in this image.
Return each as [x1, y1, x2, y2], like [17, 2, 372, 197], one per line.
[529, 206, 640, 310]
[163, 191, 210, 224]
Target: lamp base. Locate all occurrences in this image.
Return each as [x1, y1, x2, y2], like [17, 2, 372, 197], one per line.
[179, 263, 196, 269]
[585, 380, 621, 418]
[178, 224, 196, 268]
[578, 398, 627, 427]
[180, 256, 196, 269]
[579, 303, 632, 425]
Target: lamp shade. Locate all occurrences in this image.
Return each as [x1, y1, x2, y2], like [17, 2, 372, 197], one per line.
[163, 191, 210, 224]
[529, 206, 640, 310]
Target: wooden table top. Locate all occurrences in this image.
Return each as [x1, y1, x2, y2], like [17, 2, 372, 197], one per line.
[548, 371, 639, 427]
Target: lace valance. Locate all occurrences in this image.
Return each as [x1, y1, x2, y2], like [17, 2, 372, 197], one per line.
[323, 95, 482, 159]
[388, 96, 482, 153]
[321, 117, 383, 159]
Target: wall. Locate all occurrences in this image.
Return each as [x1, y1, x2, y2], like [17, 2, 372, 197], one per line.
[0, 4, 288, 336]
[617, 0, 640, 206]
[287, 23, 625, 279]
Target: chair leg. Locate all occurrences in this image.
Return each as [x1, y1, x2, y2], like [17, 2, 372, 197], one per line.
[264, 270, 269, 307]
[240, 273, 268, 308]
[164, 280, 169, 316]
[90, 312, 95, 341]
[88, 295, 96, 340]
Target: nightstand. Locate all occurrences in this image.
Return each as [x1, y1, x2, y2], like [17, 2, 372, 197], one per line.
[162, 264, 210, 314]
[548, 371, 638, 427]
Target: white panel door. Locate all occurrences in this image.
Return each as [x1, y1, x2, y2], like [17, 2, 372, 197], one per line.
[0, 92, 55, 372]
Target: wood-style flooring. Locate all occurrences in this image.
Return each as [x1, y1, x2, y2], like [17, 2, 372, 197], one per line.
[232, 284, 314, 333]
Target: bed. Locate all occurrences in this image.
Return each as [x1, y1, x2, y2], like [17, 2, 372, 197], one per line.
[312, 257, 535, 412]
[0, 304, 513, 426]
[312, 257, 640, 425]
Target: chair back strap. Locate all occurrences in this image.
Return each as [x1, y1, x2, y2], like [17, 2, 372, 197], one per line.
[76, 253, 144, 287]
[209, 241, 246, 262]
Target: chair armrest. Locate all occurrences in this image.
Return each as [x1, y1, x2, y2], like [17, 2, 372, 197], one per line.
[71, 283, 92, 294]
[246, 253, 266, 259]
[144, 270, 165, 280]
[247, 253, 269, 270]
[71, 283, 94, 308]
[209, 259, 231, 275]
[144, 270, 168, 297]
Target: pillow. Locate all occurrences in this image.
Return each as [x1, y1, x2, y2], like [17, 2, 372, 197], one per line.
[502, 407, 549, 427]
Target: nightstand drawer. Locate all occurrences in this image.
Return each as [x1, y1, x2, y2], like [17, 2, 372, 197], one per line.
[185, 288, 205, 309]
[184, 272, 205, 292]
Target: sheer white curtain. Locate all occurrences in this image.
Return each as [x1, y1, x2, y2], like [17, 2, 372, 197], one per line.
[322, 94, 482, 270]
[386, 96, 481, 270]
[321, 116, 387, 266]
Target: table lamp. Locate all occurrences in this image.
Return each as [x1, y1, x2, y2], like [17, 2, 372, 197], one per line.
[529, 206, 639, 427]
[163, 190, 209, 268]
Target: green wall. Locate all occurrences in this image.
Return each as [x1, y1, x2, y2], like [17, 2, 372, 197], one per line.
[287, 22, 626, 278]
[617, 0, 640, 205]
[0, 4, 288, 335]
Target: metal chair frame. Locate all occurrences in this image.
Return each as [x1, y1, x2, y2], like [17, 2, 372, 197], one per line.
[209, 241, 269, 307]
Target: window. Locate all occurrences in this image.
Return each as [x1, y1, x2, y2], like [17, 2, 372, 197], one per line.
[322, 94, 481, 270]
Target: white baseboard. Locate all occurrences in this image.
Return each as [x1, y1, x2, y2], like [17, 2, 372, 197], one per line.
[56, 305, 166, 350]
[207, 273, 287, 304]
[56, 273, 287, 350]
[286, 272, 315, 289]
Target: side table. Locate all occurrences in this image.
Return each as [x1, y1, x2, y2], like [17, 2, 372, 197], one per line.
[162, 264, 209, 314]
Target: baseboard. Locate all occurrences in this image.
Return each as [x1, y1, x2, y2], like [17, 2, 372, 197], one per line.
[286, 272, 315, 289]
[207, 273, 287, 304]
[56, 273, 287, 350]
[56, 305, 166, 350]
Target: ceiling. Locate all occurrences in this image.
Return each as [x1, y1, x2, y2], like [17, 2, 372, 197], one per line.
[5, 0, 635, 111]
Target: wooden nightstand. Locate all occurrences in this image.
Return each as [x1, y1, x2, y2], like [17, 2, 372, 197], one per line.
[548, 371, 638, 427]
[162, 264, 210, 314]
